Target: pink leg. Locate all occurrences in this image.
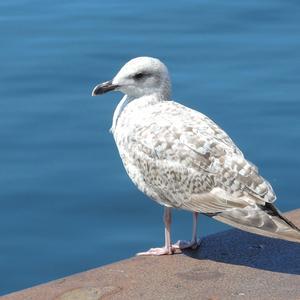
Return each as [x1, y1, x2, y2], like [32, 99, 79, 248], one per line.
[173, 212, 201, 250]
[137, 206, 174, 256]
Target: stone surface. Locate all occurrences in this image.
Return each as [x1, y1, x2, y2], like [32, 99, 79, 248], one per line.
[3, 209, 300, 300]
[54, 286, 121, 300]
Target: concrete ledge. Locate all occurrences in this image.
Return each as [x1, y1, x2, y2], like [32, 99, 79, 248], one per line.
[3, 209, 300, 300]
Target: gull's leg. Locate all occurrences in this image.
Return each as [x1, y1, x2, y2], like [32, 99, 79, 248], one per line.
[173, 212, 201, 250]
[137, 206, 174, 256]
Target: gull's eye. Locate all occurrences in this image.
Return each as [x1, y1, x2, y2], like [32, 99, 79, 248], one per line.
[133, 72, 145, 80]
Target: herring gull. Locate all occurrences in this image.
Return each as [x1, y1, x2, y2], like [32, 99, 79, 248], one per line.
[92, 57, 300, 255]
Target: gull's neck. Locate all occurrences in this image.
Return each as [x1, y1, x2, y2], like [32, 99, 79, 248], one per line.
[111, 93, 168, 134]
[111, 95, 129, 134]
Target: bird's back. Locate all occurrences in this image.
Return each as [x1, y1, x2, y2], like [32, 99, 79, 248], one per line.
[113, 99, 300, 243]
[114, 99, 276, 210]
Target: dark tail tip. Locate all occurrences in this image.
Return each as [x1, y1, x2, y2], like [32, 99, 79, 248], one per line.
[262, 203, 300, 232]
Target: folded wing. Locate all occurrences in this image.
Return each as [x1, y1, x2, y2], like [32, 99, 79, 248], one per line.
[126, 101, 300, 242]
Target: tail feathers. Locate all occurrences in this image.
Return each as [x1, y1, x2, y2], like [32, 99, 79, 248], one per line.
[211, 203, 300, 243]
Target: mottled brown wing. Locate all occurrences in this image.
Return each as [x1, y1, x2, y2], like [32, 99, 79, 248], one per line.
[130, 101, 276, 212]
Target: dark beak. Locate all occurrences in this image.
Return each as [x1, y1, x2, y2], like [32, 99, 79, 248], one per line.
[92, 80, 118, 96]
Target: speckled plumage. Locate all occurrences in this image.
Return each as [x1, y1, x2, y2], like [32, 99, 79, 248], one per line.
[114, 98, 275, 211]
[93, 57, 300, 252]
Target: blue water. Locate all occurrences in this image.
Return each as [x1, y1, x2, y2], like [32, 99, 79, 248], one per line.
[1, 0, 300, 295]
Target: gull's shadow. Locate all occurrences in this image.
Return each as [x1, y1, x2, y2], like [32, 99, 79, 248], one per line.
[182, 229, 300, 275]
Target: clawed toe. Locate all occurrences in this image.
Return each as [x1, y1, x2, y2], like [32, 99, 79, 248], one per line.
[173, 238, 201, 250]
[136, 246, 174, 256]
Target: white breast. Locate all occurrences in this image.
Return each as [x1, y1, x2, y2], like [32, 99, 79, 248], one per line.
[111, 95, 130, 134]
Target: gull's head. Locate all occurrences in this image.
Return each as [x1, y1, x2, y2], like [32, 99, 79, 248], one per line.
[92, 57, 171, 100]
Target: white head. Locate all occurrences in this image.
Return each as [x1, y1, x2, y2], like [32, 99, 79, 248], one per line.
[92, 57, 171, 100]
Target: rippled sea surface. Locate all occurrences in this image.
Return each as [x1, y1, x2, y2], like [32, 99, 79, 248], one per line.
[1, 0, 300, 295]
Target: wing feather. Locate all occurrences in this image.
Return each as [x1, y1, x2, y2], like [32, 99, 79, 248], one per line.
[118, 100, 276, 212]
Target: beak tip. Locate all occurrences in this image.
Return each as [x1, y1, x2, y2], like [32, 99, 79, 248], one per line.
[91, 86, 99, 96]
[91, 80, 117, 96]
